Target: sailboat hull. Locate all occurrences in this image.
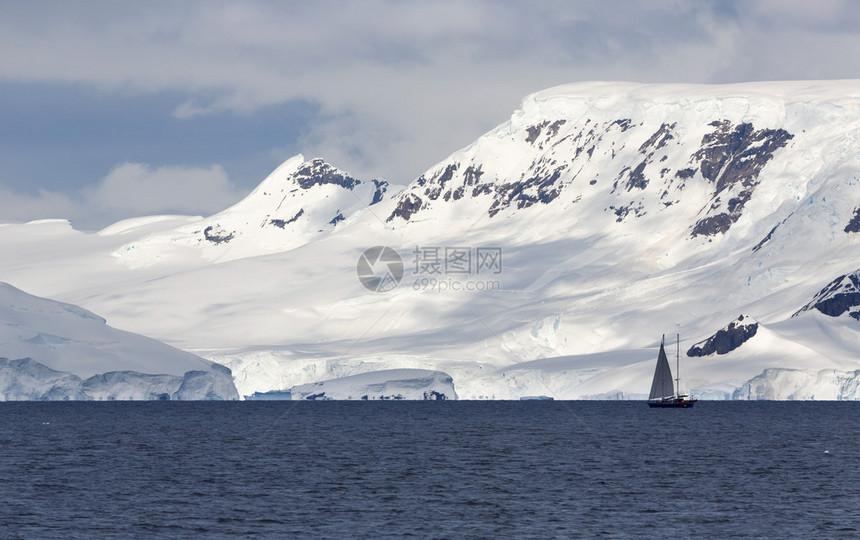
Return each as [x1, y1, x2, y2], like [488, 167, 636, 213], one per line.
[647, 398, 697, 408]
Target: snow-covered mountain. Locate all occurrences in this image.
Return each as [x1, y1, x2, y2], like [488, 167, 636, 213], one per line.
[2, 81, 860, 400]
[112, 155, 392, 265]
[0, 282, 238, 400]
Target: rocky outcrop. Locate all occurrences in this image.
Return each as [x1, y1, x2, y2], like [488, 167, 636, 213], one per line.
[371, 179, 389, 205]
[489, 158, 565, 217]
[794, 271, 860, 320]
[844, 207, 860, 233]
[293, 158, 361, 190]
[525, 119, 567, 145]
[387, 116, 666, 223]
[385, 106, 792, 235]
[690, 121, 793, 237]
[203, 225, 234, 244]
[687, 314, 759, 357]
[388, 193, 424, 221]
[270, 208, 304, 228]
[140, 156, 394, 260]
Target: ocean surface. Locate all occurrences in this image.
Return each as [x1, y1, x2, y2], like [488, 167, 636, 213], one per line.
[0, 401, 857, 538]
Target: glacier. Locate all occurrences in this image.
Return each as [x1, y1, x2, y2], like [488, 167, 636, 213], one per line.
[0, 358, 237, 401]
[734, 368, 860, 400]
[1, 81, 860, 400]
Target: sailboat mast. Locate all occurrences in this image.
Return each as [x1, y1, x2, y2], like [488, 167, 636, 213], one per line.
[675, 333, 680, 399]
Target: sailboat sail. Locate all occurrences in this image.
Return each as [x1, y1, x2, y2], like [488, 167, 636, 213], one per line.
[648, 342, 675, 400]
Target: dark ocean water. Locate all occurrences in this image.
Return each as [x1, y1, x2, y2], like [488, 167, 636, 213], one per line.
[0, 401, 858, 539]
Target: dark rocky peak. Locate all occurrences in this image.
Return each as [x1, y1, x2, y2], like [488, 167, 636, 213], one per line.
[292, 158, 387, 206]
[690, 120, 793, 238]
[293, 158, 361, 190]
[687, 314, 758, 357]
[794, 271, 860, 320]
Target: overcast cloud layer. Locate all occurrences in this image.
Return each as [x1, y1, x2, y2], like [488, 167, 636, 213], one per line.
[1, 0, 859, 229]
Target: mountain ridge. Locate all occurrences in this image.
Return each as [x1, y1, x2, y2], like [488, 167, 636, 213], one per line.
[1, 80, 860, 399]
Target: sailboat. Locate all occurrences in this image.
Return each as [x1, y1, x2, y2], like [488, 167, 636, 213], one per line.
[647, 334, 697, 408]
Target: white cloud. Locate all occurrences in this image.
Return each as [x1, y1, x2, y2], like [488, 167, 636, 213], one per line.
[747, 0, 856, 27]
[0, 163, 246, 230]
[0, 185, 79, 224]
[88, 163, 243, 215]
[0, 1, 858, 186]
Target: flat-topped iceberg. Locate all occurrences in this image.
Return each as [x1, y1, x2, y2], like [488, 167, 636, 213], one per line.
[290, 369, 456, 401]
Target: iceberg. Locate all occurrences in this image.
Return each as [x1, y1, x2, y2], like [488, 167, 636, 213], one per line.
[290, 369, 457, 400]
[0, 282, 238, 400]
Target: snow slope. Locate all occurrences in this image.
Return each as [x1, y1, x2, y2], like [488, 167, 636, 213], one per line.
[1, 81, 860, 400]
[112, 155, 392, 265]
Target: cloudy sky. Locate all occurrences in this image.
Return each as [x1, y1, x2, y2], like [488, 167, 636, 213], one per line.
[1, 0, 858, 229]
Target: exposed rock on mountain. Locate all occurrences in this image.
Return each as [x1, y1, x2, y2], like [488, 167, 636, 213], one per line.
[3, 81, 860, 400]
[687, 315, 759, 357]
[383, 83, 804, 246]
[844, 208, 860, 233]
[293, 158, 362, 190]
[194, 157, 385, 245]
[795, 271, 860, 320]
[113, 155, 393, 263]
[688, 121, 793, 237]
